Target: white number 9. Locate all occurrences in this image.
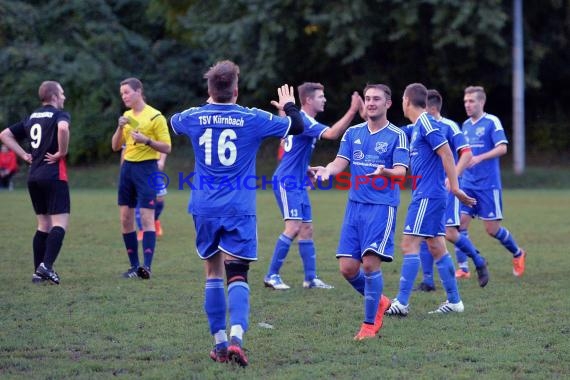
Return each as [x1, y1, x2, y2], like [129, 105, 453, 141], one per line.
[30, 124, 42, 148]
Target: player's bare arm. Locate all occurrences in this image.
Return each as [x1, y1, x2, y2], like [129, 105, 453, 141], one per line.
[0, 129, 32, 164]
[437, 144, 476, 206]
[130, 130, 171, 154]
[44, 121, 69, 164]
[469, 143, 507, 167]
[322, 92, 362, 140]
[111, 116, 128, 151]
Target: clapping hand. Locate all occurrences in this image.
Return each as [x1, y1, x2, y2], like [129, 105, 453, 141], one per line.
[270, 85, 295, 111]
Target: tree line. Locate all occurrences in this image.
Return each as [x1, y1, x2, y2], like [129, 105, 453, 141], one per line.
[1, 0, 568, 165]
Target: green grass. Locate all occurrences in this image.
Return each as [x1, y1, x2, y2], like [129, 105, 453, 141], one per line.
[1, 189, 569, 379]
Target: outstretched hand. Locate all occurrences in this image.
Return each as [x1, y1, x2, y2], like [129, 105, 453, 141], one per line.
[309, 165, 330, 181]
[350, 91, 364, 114]
[270, 84, 295, 111]
[366, 164, 385, 177]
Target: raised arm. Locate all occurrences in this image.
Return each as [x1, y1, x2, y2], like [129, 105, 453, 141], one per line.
[111, 116, 127, 152]
[321, 92, 362, 140]
[276, 85, 304, 135]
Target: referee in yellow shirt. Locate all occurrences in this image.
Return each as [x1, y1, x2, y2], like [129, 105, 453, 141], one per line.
[111, 77, 171, 279]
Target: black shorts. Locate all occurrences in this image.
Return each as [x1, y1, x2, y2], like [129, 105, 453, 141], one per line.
[28, 180, 71, 215]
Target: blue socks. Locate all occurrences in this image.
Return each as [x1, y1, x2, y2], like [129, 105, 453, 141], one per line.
[493, 227, 521, 257]
[454, 229, 469, 271]
[298, 240, 316, 281]
[364, 270, 383, 324]
[204, 279, 226, 336]
[228, 281, 250, 337]
[436, 254, 461, 304]
[419, 242, 435, 286]
[347, 270, 365, 295]
[205, 278, 250, 348]
[456, 232, 486, 268]
[267, 234, 293, 276]
[123, 231, 139, 268]
[142, 231, 156, 268]
[396, 254, 420, 305]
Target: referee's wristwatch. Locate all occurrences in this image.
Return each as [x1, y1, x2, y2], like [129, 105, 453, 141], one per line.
[145, 138, 152, 146]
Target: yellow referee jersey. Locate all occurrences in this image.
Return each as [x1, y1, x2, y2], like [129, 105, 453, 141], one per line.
[122, 105, 171, 162]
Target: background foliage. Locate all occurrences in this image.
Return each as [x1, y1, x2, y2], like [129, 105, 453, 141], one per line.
[1, 0, 569, 165]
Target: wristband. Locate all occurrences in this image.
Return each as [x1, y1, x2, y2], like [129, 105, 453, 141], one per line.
[145, 138, 152, 146]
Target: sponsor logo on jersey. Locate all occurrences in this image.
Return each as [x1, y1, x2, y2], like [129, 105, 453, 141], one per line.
[353, 150, 364, 160]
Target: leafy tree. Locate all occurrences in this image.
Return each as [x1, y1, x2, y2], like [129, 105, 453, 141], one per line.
[0, 0, 568, 164]
[0, 0, 205, 163]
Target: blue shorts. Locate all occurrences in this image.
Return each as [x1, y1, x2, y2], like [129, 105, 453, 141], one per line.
[337, 200, 396, 262]
[273, 183, 312, 222]
[193, 215, 257, 261]
[445, 192, 460, 227]
[118, 160, 158, 209]
[403, 197, 446, 237]
[461, 188, 503, 220]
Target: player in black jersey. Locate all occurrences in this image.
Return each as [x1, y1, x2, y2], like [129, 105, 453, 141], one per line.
[0, 81, 71, 284]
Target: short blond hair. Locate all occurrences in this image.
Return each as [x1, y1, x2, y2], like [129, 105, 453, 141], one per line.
[464, 86, 486, 102]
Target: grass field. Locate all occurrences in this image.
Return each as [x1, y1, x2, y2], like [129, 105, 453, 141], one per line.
[1, 188, 569, 379]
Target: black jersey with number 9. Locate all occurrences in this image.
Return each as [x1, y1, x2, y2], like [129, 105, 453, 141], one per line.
[9, 105, 71, 181]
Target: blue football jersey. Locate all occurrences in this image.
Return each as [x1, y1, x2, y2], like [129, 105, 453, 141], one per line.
[402, 118, 466, 161]
[408, 112, 449, 199]
[337, 121, 409, 206]
[171, 103, 292, 216]
[461, 113, 507, 190]
[439, 117, 468, 163]
[274, 111, 328, 184]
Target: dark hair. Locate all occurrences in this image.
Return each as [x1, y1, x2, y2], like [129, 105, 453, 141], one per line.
[38, 81, 61, 103]
[404, 83, 428, 108]
[120, 77, 143, 93]
[464, 86, 486, 102]
[363, 84, 392, 101]
[297, 82, 324, 105]
[205, 60, 240, 103]
[427, 89, 442, 111]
